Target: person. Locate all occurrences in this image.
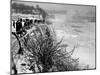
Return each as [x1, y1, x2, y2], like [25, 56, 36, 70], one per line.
[29, 19, 33, 28]
[30, 19, 33, 25]
[24, 18, 30, 29]
[16, 18, 23, 37]
[13, 20, 16, 28]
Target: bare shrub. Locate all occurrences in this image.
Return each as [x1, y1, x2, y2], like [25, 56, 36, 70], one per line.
[22, 25, 79, 73]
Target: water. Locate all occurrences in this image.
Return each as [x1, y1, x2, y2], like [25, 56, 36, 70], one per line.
[49, 13, 95, 69]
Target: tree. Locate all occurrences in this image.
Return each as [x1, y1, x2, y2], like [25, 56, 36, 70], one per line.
[22, 25, 79, 72]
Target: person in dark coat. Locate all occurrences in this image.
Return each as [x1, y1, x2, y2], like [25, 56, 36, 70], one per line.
[16, 18, 22, 37]
[13, 20, 15, 28]
[24, 18, 30, 29]
[30, 19, 33, 25]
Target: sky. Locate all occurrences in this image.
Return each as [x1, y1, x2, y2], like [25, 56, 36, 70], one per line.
[12, 0, 95, 15]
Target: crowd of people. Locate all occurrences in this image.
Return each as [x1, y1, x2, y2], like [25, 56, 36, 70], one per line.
[12, 17, 45, 37]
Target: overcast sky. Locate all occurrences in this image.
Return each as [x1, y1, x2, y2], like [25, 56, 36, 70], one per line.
[12, 0, 95, 17]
